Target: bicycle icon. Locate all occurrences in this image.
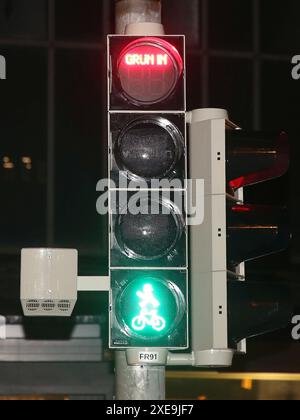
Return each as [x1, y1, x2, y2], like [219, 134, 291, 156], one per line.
[132, 284, 166, 332]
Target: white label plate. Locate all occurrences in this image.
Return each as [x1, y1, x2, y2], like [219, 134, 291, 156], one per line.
[138, 351, 159, 363]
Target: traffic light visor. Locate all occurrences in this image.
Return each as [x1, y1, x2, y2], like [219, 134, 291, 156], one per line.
[227, 130, 289, 192]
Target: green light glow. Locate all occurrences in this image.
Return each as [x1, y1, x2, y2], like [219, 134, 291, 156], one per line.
[117, 276, 181, 340]
[131, 283, 166, 332]
[111, 270, 188, 348]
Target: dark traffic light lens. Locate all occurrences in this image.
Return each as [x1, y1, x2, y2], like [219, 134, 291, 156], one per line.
[116, 199, 184, 261]
[115, 117, 183, 180]
[118, 38, 183, 105]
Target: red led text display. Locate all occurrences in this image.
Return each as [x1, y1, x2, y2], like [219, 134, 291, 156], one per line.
[125, 53, 169, 66]
[118, 38, 183, 105]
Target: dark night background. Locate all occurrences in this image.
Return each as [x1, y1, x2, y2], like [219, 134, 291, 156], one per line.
[0, 0, 300, 375]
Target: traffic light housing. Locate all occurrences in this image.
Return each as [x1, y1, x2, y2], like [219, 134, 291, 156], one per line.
[226, 129, 291, 347]
[108, 35, 188, 349]
[189, 110, 291, 367]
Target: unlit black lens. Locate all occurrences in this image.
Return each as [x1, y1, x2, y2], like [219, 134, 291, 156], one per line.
[115, 119, 183, 180]
[116, 200, 183, 260]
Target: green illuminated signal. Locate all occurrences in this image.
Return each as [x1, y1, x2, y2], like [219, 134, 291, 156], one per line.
[110, 270, 188, 348]
[116, 276, 184, 340]
[131, 283, 167, 332]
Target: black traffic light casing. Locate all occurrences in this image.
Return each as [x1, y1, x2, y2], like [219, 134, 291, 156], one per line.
[226, 130, 289, 194]
[108, 35, 188, 349]
[226, 128, 291, 345]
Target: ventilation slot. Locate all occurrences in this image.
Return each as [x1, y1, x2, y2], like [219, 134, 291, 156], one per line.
[58, 300, 71, 312]
[41, 300, 55, 312]
[26, 300, 40, 312]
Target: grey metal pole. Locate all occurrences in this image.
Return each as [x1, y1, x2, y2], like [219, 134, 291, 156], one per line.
[115, 352, 166, 400]
[114, 0, 165, 401]
[115, 0, 161, 34]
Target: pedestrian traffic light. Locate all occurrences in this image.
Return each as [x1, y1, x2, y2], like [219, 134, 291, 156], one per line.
[107, 35, 188, 349]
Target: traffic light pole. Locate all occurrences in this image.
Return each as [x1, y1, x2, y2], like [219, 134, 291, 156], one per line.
[115, 0, 162, 35]
[115, 352, 166, 400]
[114, 0, 166, 402]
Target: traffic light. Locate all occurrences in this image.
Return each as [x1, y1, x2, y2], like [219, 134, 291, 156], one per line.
[225, 129, 290, 274]
[226, 129, 291, 346]
[108, 35, 188, 349]
[188, 110, 291, 367]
